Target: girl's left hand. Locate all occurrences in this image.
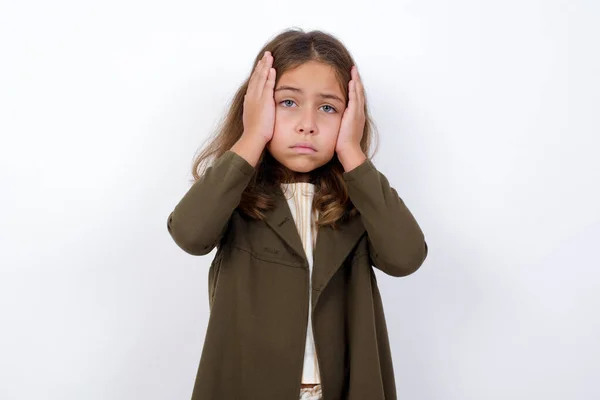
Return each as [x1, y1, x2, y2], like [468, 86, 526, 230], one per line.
[335, 65, 366, 155]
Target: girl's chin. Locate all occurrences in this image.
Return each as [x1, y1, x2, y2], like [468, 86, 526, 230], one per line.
[284, 162, 315, 174]
[267, 149, 334, 173]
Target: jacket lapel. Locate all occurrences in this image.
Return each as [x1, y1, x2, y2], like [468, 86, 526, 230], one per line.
[262, 186, 307, 264]
[264, 185, 366, 310]
[311, 214, 365, 309]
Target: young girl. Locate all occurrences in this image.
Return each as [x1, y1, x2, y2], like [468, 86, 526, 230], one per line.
[167, 28, 428, 400]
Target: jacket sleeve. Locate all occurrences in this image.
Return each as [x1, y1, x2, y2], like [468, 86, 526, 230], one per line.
[343, 158, 428, 277]
[167, 150, 255, 256]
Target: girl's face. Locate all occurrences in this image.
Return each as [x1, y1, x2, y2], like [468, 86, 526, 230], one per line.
[267, 61, 346, 182]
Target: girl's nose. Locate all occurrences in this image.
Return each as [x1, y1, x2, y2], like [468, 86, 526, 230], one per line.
[298, 111, 317, 134]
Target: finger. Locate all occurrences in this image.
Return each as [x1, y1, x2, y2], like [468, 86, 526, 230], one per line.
[247, 58, 263, 97]
[264, 67, 276, 96]
[250, 52, 270, 99]
[347, 79, 357, 111]
[256, 52, 273, 98]
[248, 52, 268, 97]
[352, 66, 365, 111]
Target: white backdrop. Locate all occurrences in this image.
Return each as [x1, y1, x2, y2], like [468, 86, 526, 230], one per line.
[1, 1, 599, 399]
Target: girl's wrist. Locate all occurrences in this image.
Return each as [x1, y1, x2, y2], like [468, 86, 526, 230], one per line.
[231, 134, 266, 167]
[337, 146, 367, 172]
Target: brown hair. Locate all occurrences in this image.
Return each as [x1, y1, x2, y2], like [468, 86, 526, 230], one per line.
[191, 27, 379, 229]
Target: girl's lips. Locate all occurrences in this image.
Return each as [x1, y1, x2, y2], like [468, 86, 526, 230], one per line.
[291, 146, 316, 153]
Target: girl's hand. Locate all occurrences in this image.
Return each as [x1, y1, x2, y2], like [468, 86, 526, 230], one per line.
[335, 65, 366, 156]
[242, 51, 277, 145]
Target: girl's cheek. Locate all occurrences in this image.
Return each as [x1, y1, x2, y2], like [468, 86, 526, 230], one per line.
[275, 108, 296, 124]
[323, 114, 342, 129]
[274, 104, 287, 115]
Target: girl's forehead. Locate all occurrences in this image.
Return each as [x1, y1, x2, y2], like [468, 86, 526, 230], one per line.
[279, 61, 337, 81]
[276, 63, 345, 96]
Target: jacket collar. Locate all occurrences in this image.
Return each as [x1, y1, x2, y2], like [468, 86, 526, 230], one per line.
[263, 185, 366, 309]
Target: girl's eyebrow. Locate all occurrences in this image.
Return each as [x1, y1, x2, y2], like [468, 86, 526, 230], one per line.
[274, 85, 345, 104]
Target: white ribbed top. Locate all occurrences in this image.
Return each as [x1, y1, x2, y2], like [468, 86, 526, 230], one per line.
[280, 181, 321, 384]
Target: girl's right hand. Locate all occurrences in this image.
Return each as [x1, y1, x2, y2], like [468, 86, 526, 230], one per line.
[242, 51, 276, 145]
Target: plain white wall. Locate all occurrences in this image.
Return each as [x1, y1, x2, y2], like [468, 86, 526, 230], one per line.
[1, 0, 598, 399]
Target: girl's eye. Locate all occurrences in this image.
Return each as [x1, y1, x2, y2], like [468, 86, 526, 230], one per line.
[321, 105, 337, 113]
[279, 100, 337, 114]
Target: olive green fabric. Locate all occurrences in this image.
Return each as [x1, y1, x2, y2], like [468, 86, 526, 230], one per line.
[167, 150, 428, 399]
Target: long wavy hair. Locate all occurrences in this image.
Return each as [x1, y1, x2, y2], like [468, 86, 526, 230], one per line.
[191, 27, 379, 229]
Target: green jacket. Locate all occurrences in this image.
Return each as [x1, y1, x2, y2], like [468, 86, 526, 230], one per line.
[167, 150, 428, 400]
